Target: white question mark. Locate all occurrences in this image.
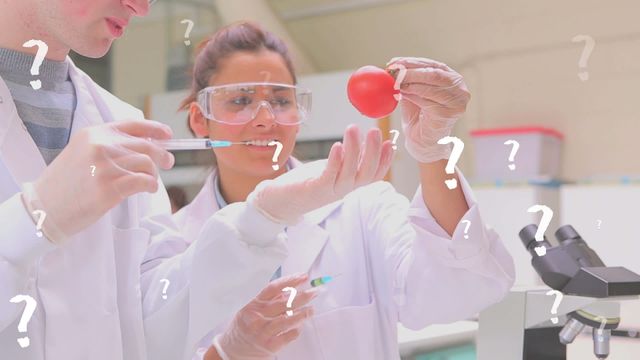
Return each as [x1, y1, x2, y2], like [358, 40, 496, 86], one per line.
[268, 140, 284, 171]
[259, 70, 272, 83]
[546, 290, 563, 324]
[387, 63, 407, 101]
[32, 210, 46, 238]
[389, 129, 400, 150]
[22, 40, 48, 90]
[9, 295, 37, 348]
[436, 136, 465, 189]
[571, 35, 595, 81]
[180, 19, 194, 46]
[527, 204, 554, 256]
[596, 316, 607, 331]
[461, 219, 471, 239]
[160, 279, 170, 300]
[596, 219, 602, 229]
[90, 165, 96, 177]
[504, 140, 520, 171]
[282, 287, 297, 317]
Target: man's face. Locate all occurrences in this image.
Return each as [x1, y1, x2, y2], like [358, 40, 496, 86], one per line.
[35, 0, 150, 58]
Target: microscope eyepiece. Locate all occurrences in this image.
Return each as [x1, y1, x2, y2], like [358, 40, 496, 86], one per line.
[555, 225, 584, 245]
[519, 224, 539, 249]
[519, 224, 551, 256]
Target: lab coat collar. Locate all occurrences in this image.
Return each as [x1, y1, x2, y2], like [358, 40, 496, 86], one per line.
[0, 73, 46, 183]
[181, 170, 220, 242]
[271, 158, 343, 274]
[283, 158, 342, 274]
[67, 57, 141, 130]
[67, 57, 100, 135]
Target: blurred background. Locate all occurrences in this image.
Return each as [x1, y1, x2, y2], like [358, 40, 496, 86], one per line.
[73, 0, 640, 358]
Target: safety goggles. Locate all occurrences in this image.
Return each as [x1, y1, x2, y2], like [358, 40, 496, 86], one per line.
[196, 82, 311, 126]
[149, 0, 158, 5]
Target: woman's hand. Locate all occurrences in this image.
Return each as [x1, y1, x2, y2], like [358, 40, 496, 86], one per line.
[387, 57, 470, 164]
[250, 125, 394, 224]
[209, 273, 318, 360]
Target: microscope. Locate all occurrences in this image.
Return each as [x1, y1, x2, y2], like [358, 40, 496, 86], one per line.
[477, 224, 640, 359]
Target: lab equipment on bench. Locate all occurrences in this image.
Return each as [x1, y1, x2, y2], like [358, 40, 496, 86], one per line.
[477, 224, 640, 360]
[470, 126, 564, 183]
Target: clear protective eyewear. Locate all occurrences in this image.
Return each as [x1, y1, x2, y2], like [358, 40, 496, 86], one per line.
[196, 82, 311, 126]
[149, 0, 158, 5]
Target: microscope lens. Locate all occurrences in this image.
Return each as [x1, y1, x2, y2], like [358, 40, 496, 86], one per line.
[559, 318, 585, 345]
[592, 328, 611, 359]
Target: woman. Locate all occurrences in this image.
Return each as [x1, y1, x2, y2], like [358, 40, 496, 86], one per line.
[175, 21, 515, 360]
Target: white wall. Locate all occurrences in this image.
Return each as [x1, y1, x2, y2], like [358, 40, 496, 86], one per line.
[111, 3, 218, 110]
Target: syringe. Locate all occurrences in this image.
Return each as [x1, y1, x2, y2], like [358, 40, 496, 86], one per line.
[155, 139, 247, 151]
[310, 274, 342, 287]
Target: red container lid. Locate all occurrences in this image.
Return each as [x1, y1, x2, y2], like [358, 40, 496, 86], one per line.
[470, 126, 564, 140]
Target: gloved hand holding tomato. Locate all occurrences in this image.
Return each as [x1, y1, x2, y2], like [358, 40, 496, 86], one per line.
[347, 57, 470, 164]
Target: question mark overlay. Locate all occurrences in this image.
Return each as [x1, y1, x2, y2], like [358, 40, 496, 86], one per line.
[503, 140, 520, 171]
[160, 279, 170, 300]
[22, 40, 48, 90]
[437, 136, 464, 189]
[597, 219, 602, 229]
[282, 287, 297, 317]
[527, 204, 554, 256]
[259, 70, 272, 83]
[31, 210, 46, 238]
[180, 19, 195, 46]
[9, 295, 37, 348]
[389, 129, 400, 150]
[387, 63, 407, 101]
[461, 219, 471, 239]
[596, 316, 607, 331]
[268, 141, 284, 171]
[571, 35, 595, 81]
[90, 165, 96, 177]
[546, 290, 564, 324]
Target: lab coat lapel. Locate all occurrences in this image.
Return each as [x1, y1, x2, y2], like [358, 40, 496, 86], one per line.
[183, 171, 220, 242]
[282, 158, 342, 275]
[67, 59, 144, 227]
[0, 75, 46, 185]
[67, 58, 124, 133]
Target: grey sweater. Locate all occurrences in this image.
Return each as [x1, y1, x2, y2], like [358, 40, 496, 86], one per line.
[0, 48, 76, 164]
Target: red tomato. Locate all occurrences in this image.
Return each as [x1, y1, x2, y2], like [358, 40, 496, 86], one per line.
[347, 65, 399, 119]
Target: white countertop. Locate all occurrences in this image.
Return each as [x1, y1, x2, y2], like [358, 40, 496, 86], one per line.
[398, 321, 478, 356]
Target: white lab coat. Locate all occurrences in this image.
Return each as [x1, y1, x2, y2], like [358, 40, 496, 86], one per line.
[0, 59, 288, 360]
[176, 159, 516, 360]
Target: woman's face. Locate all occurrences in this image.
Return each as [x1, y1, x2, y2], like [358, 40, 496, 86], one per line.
[190, 50, 300, 178]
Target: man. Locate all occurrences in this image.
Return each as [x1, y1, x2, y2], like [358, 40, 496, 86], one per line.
[0, 1, 290, 358]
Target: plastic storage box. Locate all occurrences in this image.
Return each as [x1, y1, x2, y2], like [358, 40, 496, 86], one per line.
[470, 126, 564, 183]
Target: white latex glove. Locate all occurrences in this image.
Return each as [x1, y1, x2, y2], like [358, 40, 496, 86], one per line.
[210, 273, 318, 360]
[249, 125, 394, 225]
[387, 57, 470, 163]
[23, 120, 175, 243]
